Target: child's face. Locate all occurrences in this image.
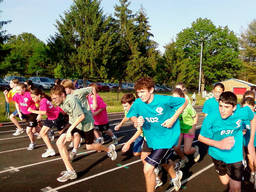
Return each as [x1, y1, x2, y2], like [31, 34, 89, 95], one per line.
[136, 88, 154, 103]
[122, 102, 131, 112]
[9, 81, 15, 88]
[65, 87, 72, 95]
[51, 93, 65, 106]
[219, 101, 236, 119]
[16, 86, 25, 95]
[213, 86, 223, 100]
[31, 94, 40, 103]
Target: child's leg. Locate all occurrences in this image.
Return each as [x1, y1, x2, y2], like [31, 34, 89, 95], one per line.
[72, 132, 81, 150]
[183, 135, 196, 155]
[229, 178, 241, 192]
[26, 127, 35, 144]
[56, 133, 74, 171]
[174, 134, 185, 159]
[10, 113, 22, 130]
[40, 126, 54, 150]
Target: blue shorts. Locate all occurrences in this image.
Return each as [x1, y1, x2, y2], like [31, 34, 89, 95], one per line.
[133, 136, 144, 153]
[12, 110, 18, 116]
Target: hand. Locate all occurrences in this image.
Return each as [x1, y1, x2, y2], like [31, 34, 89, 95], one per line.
[114, 124, 121, 131]
[3, 90, 8, 95]
[27, 107, 32, 112]
[122, 142, 130, 153]
[216, 136, 235, 150]
[161, 117, 175, 128]
[92, 103, 97, 111]
[36, 115, 42, 122]
[136, 116, 144, 128]
[248, 142, 256, 160]
[66, 131, 72, 142]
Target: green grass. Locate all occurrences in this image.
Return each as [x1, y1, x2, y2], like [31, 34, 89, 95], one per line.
[0, 91, 206, 122]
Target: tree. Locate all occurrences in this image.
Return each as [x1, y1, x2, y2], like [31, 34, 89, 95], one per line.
[164, 18, 241, 91]
[239, 19, 256, 83]
[1, 33, 49, 76]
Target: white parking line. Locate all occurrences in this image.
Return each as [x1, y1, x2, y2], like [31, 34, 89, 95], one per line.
[46, 159, 142, 192]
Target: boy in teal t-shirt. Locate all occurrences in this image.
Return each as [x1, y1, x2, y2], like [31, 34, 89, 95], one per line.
[126, 77, 188, 192]
[199, 91, 256, 192]
[202, 83, 224, 116]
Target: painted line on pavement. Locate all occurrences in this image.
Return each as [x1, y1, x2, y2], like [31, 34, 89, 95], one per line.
[45, 159, 142, 192]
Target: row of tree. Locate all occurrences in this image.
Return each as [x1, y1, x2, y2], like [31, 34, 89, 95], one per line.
[1, 0, 256, 91]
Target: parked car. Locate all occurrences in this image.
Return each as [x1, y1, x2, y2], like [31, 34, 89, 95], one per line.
[0, 78, 9, 90]
[4, 76, 26, 83]
[28, 77, 54, 90]
[122, 83, 134, 90]
[96, 82, 110, 92]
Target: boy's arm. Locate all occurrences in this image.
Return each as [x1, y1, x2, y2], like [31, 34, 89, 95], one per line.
[162, 98, 188, 128]
[92, 108, 104, 116]
[114, 116, 130, 131]
[248, 115, 256, 159]
[3, 90, 9, 103]
[122, 127, 142, 152]
[91, 87, 97, 110]
[198, 134, 235, 150]
[15, 102, 22, 120]
[27, 108, 46, 115]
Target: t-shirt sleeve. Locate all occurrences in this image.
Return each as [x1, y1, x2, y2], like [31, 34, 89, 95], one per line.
[39, 98, 47, 111]
[241, 106, 254, 121]
[200, 115, 214, 138]
[202, 100, 209, 114]
[167, 96, 185, 110]
[75, 87, 93, 97]
[12, 94, 18, 103]
[188, 104, 197, 118]
[126, 100, 139, 118]
[97, 96, 107, 109]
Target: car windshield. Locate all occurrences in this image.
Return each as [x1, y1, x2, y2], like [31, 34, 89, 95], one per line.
[40, 77, 51, 82]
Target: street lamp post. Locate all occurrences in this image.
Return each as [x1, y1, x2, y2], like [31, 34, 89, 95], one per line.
[198, 41, 203, 94]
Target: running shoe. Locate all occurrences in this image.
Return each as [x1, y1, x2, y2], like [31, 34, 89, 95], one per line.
[155, 176, 163, 189]
[42, 149, 56, 158]
[69, 150, 77, 161]
[172, 170, 183, 191]
[48, 130, 55, 142]
[95, 137, 104, 144]
[107, 144, 117, 160]
[27, 143, 36, 150]
[193, 145, 200, 162]
[13, 129, 24, 136]
[57, 170, 77, 182]
[112, 135, 118, 145]
[179, 156, 189, 168]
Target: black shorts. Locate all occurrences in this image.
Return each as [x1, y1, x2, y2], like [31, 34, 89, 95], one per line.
[143, 141, 174, 167]
[211, 157, 243, 181]
[22, 113, 38, 127]
[95, 123, 110, 132]
[42, 113, 69, 131]
[68, 127, 94, 145]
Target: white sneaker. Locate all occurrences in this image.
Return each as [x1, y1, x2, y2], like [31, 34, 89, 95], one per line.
[57, 170, 77, 182]
[13, 129, 24, 136]
[179, 156, 189, 168]
[193, 145, 200, 162]
[69, 150, 77, 161]
[172, 170, 183, 191]
[42, 149, 56, 158]
[107, 144, 117, 160]
[27, 143, 36, 150]
[155, 176, 163, 189]
[112, 136, 118, 145]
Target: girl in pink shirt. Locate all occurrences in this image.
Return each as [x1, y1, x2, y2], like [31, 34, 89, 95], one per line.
[28, 88, 69, 158]
[88, 83, 118, 145]
[13, 83, 38, 150]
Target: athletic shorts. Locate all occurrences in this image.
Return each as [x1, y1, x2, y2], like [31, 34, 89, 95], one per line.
[143, 141, 173, 167]
[211, 157, 243, 181]
[133, 136, 144, 153]
[22, 113, 38, 127]
[65, 125, 94, 145]
[42, 113, 69, 131]
[95, 123, 110, 132]
[12, 110, 18, 116]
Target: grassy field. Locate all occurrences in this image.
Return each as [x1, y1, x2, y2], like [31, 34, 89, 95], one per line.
[0, 91, 206, 122]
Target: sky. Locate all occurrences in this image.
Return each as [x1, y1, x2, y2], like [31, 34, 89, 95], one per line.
[1, 0, 256, 53]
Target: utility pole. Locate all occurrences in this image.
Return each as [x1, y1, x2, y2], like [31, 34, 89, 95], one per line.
[198, 41, 203, 94]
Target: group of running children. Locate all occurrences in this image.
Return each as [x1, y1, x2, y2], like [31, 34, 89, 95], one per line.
[3, 76, 256, 192]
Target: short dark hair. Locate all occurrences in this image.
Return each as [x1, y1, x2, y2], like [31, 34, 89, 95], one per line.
[214, 83, 225, 91]
[121, 93, 135, 104]
[241, 97, 255, 107]
[134, 77, 155, 91]
[172, 88, 185, 98]
[219, 91, 237, 107]
[243, 90, 255, 100]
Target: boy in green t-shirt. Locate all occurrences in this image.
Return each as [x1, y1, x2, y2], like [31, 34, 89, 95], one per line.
[50, 85, 117, 183]
[172, 88, 200, 168]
